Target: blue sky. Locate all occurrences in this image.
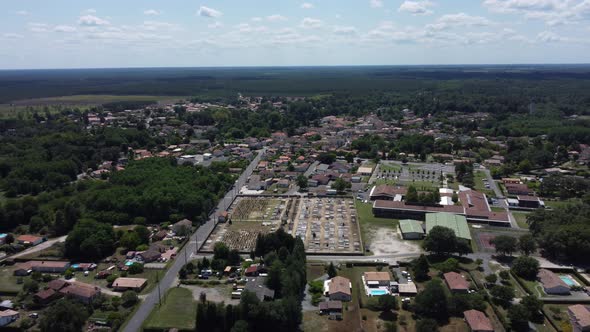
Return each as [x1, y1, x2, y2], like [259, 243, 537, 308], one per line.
[1, 0, 589, 69]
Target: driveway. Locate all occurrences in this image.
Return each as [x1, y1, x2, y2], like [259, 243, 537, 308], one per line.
[3, 235, 67, 261]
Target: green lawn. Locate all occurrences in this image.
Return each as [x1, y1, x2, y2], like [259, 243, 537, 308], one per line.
[379, 164, 402, 172]
[544, 199, 580, 209]
[404, 180, 439, 190]
[0, 266, 22, 294]
[474, 171, 495, 197]
[144, 287, 196, 331]
[512, 212, 530, 229]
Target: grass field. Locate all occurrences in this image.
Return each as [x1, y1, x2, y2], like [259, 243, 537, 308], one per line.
[0, 266, 22, 295]
[474, 171, 495, 196]
[144, 287, 196, 331]
[306, 263, 327, 281]
[544, 199, 580, 209]
[7, 94, 185, 105]
[512, 211, 530, 229]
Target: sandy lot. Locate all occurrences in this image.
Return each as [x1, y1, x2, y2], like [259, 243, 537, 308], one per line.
[182, 284, 239, 305]
[365, 226, 422, 256]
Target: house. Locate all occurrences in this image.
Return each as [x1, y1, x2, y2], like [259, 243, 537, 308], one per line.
[14, 261, 70, 276]
[399, 219, 424, 239]
[34, 288, 62, 305]
[136, 250, 161, 263]
[152, 230, 168, 241]
[59, 282, 101, 304]
[538, 269, 570, 295]
[319, 300, 343, 315]
[464, 309, 494, 332]
[517, 195, 543, 209]
[568, 304, 590, 332]
[505, 183, 533, 196]
[172, 219, 192, 235]
[0, 300, 14, 310]
[364, 272, 391, 287]
[0, 309, 19, 327]
[245, 277, 275, 301]
[356, 166, 373, 176]
[325, 276, 352, 301]
[112, 277, 148, 292]
[444, 272, 470, 293]
[16, 234, 43, 246]
[369, 185, 406, 201]
[47, 279, 69, 291]
[245, 264, 261, 277]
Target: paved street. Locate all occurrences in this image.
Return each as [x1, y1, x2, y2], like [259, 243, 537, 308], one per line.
[122, 148, 265, 332]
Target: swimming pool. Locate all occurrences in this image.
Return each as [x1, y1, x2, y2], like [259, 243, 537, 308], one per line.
[369, 289, 388, 296]
[559, 275, 578, 287]
[125, 261, 135, 266]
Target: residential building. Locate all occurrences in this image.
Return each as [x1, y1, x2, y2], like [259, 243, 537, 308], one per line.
[59, 282, 101, 304]
[136, 250, 161, 263]
[325, 276, 352, 302]
[0, 309, 19, 327]
[16, 235, 43, 246]
[112, 277, 148, 292]
[172, 219, 192, 234]
[444, 272, 470, 293]
[363, 272, 391, 287]
[538, 269, 570, 295]
[319, 300, 343, 316]
[398, 282, 418, 296]
[464, 309, 494, 332]
[14, 261, 70, 276]
[568, 304, 590, 332]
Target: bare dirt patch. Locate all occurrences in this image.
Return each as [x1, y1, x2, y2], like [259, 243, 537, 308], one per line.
[365, 227, 422, 256]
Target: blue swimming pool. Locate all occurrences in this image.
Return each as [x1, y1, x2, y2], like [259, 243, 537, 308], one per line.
[559, 275, 577, 286]
[125, 261, 134, 266]
[369, 289, 388, 296]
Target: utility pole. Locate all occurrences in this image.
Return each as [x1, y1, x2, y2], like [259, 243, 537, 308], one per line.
[156, 271, 162, 306]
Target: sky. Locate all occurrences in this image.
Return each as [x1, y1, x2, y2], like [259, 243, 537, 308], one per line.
[1, 0, 590, 69]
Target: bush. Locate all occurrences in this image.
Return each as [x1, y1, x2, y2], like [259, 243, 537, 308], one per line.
[106, 274, 118, 285]
[511, 256, 540, 280]
[122, 290, 139, 307]
[311, 293, 322, 306]
[416, 318, 439, 332]
[128, 262, 144, 275]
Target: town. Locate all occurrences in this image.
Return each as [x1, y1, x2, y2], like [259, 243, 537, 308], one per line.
[0, 86, 589, 332]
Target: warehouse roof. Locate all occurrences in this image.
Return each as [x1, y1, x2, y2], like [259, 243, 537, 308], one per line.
[399, 219, 424, 234]
[425, 212, 471, 241]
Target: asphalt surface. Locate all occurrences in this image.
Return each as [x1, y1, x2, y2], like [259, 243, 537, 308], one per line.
[122, 148, 265, 332]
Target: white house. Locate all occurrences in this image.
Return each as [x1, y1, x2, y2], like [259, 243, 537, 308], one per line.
[0, 309, 19, 327]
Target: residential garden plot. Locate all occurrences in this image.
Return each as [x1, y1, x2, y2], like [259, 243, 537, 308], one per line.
[231, 197, 284, 221]
[290, 198, 363, 254]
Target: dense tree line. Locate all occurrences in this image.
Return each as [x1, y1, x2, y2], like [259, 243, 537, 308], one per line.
[196, 230, 306, 332]
[527, 202, 590, 262]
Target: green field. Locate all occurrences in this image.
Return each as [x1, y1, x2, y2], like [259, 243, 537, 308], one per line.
[144, 287, 196, 331]
[355, 201, 398, 229]
[474, 171, 495, 197]
[512, 211, 530, 229]
[7, 94, 185, 105]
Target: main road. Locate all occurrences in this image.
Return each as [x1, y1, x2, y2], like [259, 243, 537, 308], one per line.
[122, 148, 265, 332]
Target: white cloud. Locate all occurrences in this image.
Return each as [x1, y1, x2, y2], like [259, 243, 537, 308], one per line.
[251, 17, 262, 22]
[16, 10, 29, 16]
[333, 26, 357, 35]
[267, 14, 288, 22]
[198, 6, 222, 18]
[398, 1, 434, 15]
[78, 15, 110, 26]
[301, 17, 323, 28]
[427, 13, 492, 30]
[144, 9, 160, 16]
[235, 23, 268, 33]
[208, 21, 223, 29]
[84, 8, 97, 14]
[28, 23, 50, 32]
[2, 33, 24, 39]
[142, 21, 180, 31]
[301, 3, 314, 9]
[537, 30, 567, 42]
[54, 25, 77, 33]
[370, 0, 384, 8]
[482, 0, 590, 26]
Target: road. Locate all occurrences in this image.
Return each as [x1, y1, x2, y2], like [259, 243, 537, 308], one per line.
[482, 168, 503, 199]
[1, 235, 67, 262]
[122, 148, 265, 332]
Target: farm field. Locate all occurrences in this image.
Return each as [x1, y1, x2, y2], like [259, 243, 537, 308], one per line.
[144, 287, 196, 331]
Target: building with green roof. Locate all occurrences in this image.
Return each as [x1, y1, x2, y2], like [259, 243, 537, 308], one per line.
[399, 219, 424, 240]
[425, 213, 471, 242]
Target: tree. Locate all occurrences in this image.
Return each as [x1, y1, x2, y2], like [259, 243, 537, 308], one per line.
[120, 231, 141, 251]
[377, 295, 398, 312]
[412, 254, 430, 281]
[39, 299, 89, 332]
[134, 225, 151, 245]
[435, 258, 459, 273]
[121, 290, 138, 307]
[23, 279, 39, 293]
[518, 234, 537, 256]
[128, 262, 144, 275]
[214, 242, 230, 260]
[499, 270, 510, 281]
[511, 256, 540, 280]
[296, 175, 308, 190]
[423, 226, 458, 255]
[406, 186, 419, 203]
[327, 262, 337, 278]
[331, 178, 351, 193]
[508, 304, 531, 332]
[414, 279, 449, 321]
[485, 274, 498, 285]
[65, 219, 115, 260]
[490, 285, 515, 306]
[416, 318, 439, 332]
[491, 235, 518, 256]
[521, 295, 543, 323]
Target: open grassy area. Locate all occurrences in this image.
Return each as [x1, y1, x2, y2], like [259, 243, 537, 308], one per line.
[474, 171, 495, 196]
[404, 180, 438, 190]
[512, 211, 530, 229]
[544, 199, 581, 209]
[0, 266, 22, 295]
[355, 201, 398, 229]
[73, 263, 163, 295]
[544, 304, 573, 332]
[306, 263, 326, 281]
[144, 287, 196, 331]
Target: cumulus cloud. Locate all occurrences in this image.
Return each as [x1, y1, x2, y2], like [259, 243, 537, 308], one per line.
[78, 15, 110, 26]
[267, 14, 288, 22]
[482, 0, 590, 26]
[301, 3, 314, 9]
[142, 21, 180, 31]
[144, 9, 160, 16]
[198, 6, 222, 18]
[370, 0, 384, 8]
[2, 33, 24, 39]
[84, 8, 97, 14]
[28, 23, 50, 32]
[301, 17, 323, 28]
[54, 25, 77, 33]
[427, 13, 492, 30]
[16, 10, 29, 16]
[537, 30, 567, 42]
[333, 26, 357, 35]
[398, 1, 434, 15]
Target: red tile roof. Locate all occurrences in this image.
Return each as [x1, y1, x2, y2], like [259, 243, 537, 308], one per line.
[444, 272, 469, 291]
[464, 309, 494, 332]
